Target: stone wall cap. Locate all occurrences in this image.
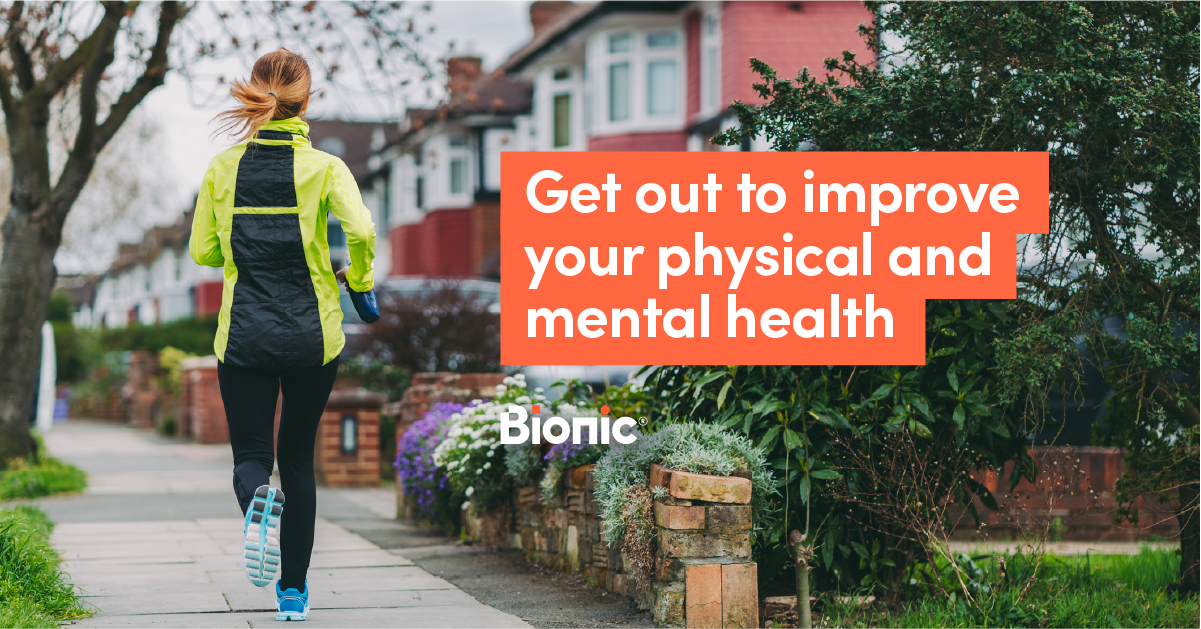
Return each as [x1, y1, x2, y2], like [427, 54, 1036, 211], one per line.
[179, 356, 219, 370]
[327, 389, 386, 407]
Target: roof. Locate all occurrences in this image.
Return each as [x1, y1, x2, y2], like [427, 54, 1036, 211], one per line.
[406, 72, 533, 134]
[307, 119, 402, 182]
[55, 274, 99, 308]
[499, 1, 690, 74]
[107, 210, 193, 276]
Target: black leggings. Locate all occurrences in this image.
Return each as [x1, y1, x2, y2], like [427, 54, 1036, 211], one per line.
[218, 356, 340, 590]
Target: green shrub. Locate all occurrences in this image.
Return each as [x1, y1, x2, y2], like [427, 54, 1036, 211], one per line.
[642, 300, 1031, 591]
[1, 456, 87, 501]
[0, 507, 91, 626]
[593, 422, 774, 547]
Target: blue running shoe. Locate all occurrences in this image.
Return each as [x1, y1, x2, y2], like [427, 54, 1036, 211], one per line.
[243, 485, 284, 587]
[276, 580, 309, 621]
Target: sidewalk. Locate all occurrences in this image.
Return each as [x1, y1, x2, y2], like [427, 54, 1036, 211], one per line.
[30, 421, 529, 628]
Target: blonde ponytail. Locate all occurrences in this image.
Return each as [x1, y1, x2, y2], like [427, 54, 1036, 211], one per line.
[215, 48, 313, 141]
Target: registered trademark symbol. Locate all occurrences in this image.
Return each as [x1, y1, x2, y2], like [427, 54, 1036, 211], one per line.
[638, 417, 648, 426]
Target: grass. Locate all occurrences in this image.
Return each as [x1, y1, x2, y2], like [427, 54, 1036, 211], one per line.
[813, 547, 1198, 628]
[0, 455, 88, 501]
[0, 506, 92, 628]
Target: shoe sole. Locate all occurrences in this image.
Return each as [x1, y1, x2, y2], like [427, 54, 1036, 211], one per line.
[244, 485, 285, 587]
[276, 610, 308, 621]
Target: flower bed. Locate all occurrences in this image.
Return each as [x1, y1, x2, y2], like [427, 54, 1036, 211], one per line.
[394, 401, 463, 526]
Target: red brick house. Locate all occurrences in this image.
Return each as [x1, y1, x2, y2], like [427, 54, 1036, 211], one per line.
[375, 1, 874, 280]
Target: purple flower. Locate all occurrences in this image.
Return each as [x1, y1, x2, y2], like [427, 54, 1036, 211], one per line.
[544, 441, 603, 469]
[395, 402, 464, 523]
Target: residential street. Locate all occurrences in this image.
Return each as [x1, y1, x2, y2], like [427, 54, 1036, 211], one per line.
[30, 421, 529, 628]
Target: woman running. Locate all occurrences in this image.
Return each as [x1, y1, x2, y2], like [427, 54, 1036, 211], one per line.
[190, 48, 376, 622]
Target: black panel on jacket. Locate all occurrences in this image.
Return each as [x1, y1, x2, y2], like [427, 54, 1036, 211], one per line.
[255, 130, 295, 141]
[225, 213, 324, 368]
[235, 143, 298, 208]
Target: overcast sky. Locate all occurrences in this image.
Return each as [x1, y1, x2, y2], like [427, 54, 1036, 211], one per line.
[79, 1, 533, 274]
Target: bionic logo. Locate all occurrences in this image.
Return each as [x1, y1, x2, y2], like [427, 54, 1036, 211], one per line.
[499, 404, 638, 445]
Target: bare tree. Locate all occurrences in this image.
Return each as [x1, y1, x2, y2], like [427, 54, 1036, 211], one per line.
[0, 1, 431, 461]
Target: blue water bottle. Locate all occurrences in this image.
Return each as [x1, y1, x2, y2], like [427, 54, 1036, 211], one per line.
[343, 265, 380, 324]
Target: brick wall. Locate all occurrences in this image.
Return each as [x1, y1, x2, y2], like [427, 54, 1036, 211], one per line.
[951, 446, 1180, 541]
[390, 222, 425, 276]
[471, 199, 501, 277]
[506, 463, 759, 628]
[588, 131, 689, 152]
[126, 350, 158, 429]
[723, 1, 874, 106]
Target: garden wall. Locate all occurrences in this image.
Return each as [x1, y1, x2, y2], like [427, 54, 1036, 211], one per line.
[952, 446, 1180, 541]
[501, 463, 759, 628]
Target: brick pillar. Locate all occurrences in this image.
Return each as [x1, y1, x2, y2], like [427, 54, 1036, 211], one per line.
[316, 389, 385, 487]
[179, 356, 228, 444]
[126, 350, 159, 428]
[649, 465, 759, 628]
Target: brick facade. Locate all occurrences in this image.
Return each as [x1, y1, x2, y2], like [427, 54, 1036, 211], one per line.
[723, 1, 874, 106]
[194, 281, 223, 317]
[389, 205, 499, 278]
[952, 446, 1180, 541]
[587, 131, 690, 152]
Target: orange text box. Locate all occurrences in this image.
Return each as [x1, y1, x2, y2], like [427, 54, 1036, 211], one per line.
[500, 152, 1048, 366]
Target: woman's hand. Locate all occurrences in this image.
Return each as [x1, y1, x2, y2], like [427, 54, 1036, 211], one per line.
[335, 266, 349, 289]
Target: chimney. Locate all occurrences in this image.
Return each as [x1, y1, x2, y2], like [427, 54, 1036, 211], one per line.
[446, 56, 483, 97]
[529, 1, 575, 37]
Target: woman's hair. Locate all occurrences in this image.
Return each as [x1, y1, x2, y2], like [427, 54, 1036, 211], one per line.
[214, 48, 313, 141]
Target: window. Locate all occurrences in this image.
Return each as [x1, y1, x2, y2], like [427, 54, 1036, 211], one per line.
[449, 158, 465, 194]
[318, 136, 346, 157]
[553, 67, 571, 81]
[608, 63, 630, 121]
[327, 221, 347, 247]
[553, 93, 572, 147]
[647, 60, 677, 115]
[448, 135, 466, 148]
[608, 32, 631, 53]
[380, 170, 391, 229]
[646, 31, 677, 48]
[415, 176, 425, 209]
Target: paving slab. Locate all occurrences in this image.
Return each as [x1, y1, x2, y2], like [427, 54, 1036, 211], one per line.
[39, 421, 529, 629]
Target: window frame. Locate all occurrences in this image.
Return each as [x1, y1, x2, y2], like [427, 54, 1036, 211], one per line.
[590, 24, 685, 135]
[699, 7, 723, 116]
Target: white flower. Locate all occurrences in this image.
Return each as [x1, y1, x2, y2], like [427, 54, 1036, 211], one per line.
[514, 374, 526, 382]
[516, 395, 531, 404]
[465, 486, 474, 497]
[495, 384, 507, 394]
[486, 449, 494, 457]
[483, 462, 492, 470]
[535, 387, 544, 393]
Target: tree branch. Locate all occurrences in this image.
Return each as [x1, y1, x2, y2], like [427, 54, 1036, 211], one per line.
[66, 2, 126, 191]
[25, 2, 122, 109]
[0, 60, 15, 125]
[50, 1, 182, 219]
[5, 2, 36, 92]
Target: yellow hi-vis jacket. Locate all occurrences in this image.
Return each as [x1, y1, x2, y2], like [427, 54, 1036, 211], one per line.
[190, 117, 375, 368]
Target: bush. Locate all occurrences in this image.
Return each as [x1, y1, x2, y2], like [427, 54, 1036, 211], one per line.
[363, 286, 501, 374]
[593, 422, 774, 547]
[642, 300, 1032, 592]
[433, 375, 544, 511]
[395, 402, 464, 526]
[1, 456, 87, 501]
[338, 356, 411, 403]
[0, 506, 91, 627]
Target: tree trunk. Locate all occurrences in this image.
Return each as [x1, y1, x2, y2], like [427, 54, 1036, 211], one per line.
[1178, 482, 1199, 590]
[0, 202, 59, 463]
